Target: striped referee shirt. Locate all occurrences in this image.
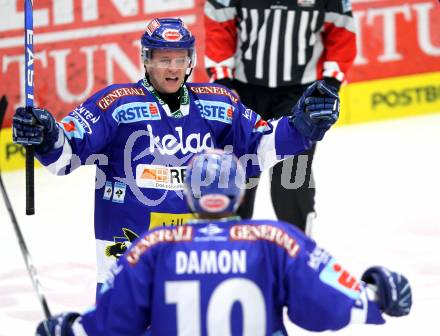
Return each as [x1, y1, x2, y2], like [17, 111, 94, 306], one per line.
[204, 0, 357, 88]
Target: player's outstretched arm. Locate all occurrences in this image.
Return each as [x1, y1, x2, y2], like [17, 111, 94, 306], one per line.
[284, 242, 411, 331]
[362, 266, 412, 317]
[290, 80, 340, 142]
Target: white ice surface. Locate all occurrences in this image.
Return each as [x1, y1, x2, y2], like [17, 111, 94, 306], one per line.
[1, 114, 439, 335]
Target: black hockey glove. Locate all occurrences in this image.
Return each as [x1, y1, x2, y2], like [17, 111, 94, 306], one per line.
[13, 106, 60, 155]
[362, 266, 412, 317]
[36, 312, 80, 336]
[290, 80, 339, 142]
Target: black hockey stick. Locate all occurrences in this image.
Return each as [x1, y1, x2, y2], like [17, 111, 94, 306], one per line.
[24, 0, 35, 215]
[0, 95, 52, 335]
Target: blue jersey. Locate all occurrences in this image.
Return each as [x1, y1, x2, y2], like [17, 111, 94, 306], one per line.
[35, 80, 310, 284]
[76, 218, 385, 335]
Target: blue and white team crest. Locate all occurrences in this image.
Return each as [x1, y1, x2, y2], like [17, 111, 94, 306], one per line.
[199, 223, 224, 236]
[112, 102, 161, 123]
[195, 223, 227, 242]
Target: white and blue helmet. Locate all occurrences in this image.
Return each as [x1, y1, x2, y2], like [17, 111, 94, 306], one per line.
[141, 18, 196, 71]
[184, 150, 246, 216]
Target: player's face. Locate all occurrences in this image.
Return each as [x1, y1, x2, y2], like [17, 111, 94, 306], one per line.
[145, 49, 190, 94]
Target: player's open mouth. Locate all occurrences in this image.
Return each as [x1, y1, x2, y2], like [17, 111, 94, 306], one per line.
[166, 76, 179, 82]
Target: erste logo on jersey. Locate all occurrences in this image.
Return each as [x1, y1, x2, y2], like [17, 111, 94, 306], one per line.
[97, 87, 146, 111]
[196, 99, 233, 124]
[136, 164, 187, 190]
[319, 258, 361, 299]
[112, 102, 161, 123]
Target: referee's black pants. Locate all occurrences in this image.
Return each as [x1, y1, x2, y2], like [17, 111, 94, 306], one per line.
[234, 81, 315, 231]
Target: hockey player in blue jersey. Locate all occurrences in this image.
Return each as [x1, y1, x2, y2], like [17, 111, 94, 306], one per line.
[13, 18, 339, 291]
[36, 150, 412, 336]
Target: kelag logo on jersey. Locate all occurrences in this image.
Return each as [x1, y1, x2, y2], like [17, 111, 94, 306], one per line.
[195, 100, 233, 124]
[319, 258, 361, 300]
[112, 102, 161, 123]
[136, 164, 187, 190]
[147, 125, 213, 155]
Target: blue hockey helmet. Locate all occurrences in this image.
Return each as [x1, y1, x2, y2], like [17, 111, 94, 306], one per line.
[141, 18, 196, 70]
[184, 150, 245, 216]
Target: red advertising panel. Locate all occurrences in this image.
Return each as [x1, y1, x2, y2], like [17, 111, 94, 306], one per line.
[348, 0, 440, 82]
[0, 0, 206, 128]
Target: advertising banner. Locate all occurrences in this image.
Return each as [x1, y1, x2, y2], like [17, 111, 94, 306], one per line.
[341, 0, 440, 124]
[0, 0, 439, 170]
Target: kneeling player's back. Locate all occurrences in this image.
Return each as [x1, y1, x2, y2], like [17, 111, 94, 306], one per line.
[142, 218, 307, 335]
[81, 218, 384, 335]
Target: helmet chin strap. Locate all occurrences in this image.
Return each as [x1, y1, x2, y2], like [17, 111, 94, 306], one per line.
[184, 66, 193, 83]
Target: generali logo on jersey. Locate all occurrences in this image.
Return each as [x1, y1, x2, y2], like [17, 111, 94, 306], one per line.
[0, 0, 198, 127]
[97, 87, 146, 111]
[126, 225, 193, 265]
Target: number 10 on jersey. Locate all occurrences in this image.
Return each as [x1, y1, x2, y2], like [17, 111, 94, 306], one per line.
[166, 278, 266, 335]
